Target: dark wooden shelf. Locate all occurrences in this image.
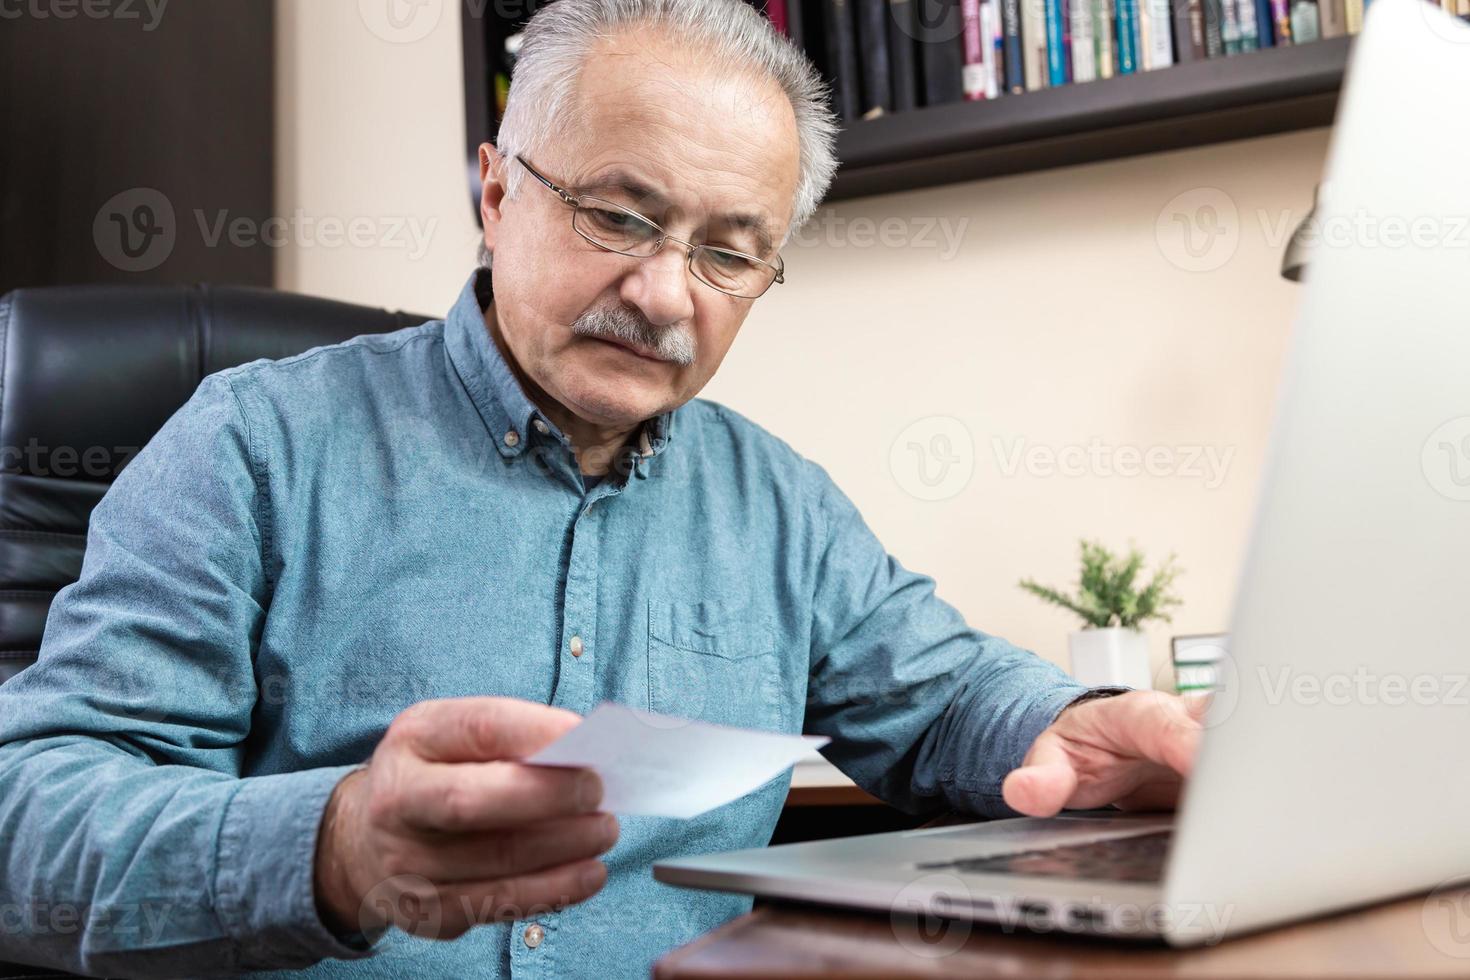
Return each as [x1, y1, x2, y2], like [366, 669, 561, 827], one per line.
[829, 36, 1353, 200]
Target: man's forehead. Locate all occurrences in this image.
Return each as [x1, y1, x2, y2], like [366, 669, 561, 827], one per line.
[563, 31, 800, 244]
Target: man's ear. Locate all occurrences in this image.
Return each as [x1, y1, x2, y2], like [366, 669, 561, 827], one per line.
[479, 142, 507, 254]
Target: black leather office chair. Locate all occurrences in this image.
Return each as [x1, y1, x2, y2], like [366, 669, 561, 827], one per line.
[0, 282, 434, 979]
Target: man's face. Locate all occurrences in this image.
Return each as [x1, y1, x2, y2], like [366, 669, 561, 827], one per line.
[479, 29, 801, 429]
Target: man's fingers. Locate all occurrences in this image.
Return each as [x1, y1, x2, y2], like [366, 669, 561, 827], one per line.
[1134, 691, 1204, 777]
[1074, 691, 1205, 779]
[1184, 691, 1213, 721]
[394, 697, 583, 763]
[396, 813, 620, 883]
[1001, 735, 1078, 817]
[397, 760, 603, 832]
[1002, 691, 1205, 817]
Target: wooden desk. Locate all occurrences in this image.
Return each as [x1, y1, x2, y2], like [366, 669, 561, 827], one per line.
[784, 757, 882, 808]
[655, 888, 1470, 978]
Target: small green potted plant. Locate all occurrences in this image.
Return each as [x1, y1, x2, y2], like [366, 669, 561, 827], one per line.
[1019, 540, 1183, 690]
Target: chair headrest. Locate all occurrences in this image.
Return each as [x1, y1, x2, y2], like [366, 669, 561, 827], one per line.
[0, 282, 436, 481]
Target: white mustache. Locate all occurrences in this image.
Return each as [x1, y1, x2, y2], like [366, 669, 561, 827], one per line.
[571, 307, 696, 366]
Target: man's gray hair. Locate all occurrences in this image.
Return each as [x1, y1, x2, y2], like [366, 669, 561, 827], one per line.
[481, 0, 839, 270]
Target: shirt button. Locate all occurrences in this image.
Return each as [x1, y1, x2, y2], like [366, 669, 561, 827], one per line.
[532, 419, 550, 435]
[522, 923, 544, 949]
[569, 635, 584, 658]
[503, 430, 520, 447]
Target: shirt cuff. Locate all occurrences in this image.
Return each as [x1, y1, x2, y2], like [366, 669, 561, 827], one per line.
[1061, 685, 1136, 711]
[939, 681, 1089, 818]
[215, 763, 386, 969]
[1019, 682, 1095, 760]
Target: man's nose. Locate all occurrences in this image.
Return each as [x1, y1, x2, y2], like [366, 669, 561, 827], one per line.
[623, 242, 696, 329]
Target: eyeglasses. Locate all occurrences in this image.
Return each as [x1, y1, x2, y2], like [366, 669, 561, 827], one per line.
[512, 155, 786, 300]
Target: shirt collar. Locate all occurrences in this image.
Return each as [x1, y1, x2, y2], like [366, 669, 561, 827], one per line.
[444, 268, 674, 470]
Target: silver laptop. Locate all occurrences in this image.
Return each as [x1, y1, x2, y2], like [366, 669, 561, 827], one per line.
[655, 0, 1470, 946]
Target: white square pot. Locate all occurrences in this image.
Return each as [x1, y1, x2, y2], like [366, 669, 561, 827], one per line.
[1067, 627, 1153, 690]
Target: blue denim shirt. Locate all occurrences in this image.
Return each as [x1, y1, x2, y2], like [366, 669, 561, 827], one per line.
[0, 269, 1087, 978]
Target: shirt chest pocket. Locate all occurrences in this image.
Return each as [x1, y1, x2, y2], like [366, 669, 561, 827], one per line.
[647, 596, 789, 733]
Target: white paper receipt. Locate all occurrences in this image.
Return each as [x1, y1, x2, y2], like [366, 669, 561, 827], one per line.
[524, 702, 830, 819]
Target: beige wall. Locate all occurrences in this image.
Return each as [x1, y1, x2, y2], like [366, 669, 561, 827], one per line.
[276, 0, 1331, 683]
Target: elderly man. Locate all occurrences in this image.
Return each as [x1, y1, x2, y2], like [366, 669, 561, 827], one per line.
[0, 0, 1202, 976]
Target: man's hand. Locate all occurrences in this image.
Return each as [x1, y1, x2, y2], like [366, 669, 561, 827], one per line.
[1001, 690, 1208, 817]
[313, 697, 617, 942]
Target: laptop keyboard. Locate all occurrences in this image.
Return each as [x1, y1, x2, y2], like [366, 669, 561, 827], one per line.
[916, 829, 1172, 883]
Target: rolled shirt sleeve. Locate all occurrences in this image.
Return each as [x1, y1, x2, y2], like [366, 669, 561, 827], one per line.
[0, 374, 383, 976]
[802, 460, 1089, 818]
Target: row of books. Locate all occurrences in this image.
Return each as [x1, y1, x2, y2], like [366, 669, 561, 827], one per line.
[753, 0, 1470, 120]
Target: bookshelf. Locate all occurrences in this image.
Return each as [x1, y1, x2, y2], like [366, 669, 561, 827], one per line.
[829, 35, 1352, 199]
[459, 2, 1352, 211]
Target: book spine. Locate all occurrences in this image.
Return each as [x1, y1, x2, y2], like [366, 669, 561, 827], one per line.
[1171, 0, 1206, 60]
[1319, 0, 1346, 34]
[888, 0, 919, 110]
[985, 0, 1003, 96]
[1115, 0, 1139, 72]
[1238, 0, 1260, 48]
[1290, 0, 1320, 41]
[1270, 0, 1293, 41]
[1145, 0, 1174, 66]
[854, 0, 892, 117]
[786, 0, 805, 48]
[1046, 0, 1069, 84]
[1202, 0, 1225, 54]
[1254, 0, 1276, 44]
[1022, 0, 1050, 88]
[1071, 0, 1098, 80]
[1222, 0, 1242, 52]
[962, 0, 988, 99]
[1134, 0, 1147, 67]
[768, 0, 789, 34]
[1094, 0, 1116, 76]
[1063, 0, 1075, 80]
[1002, 0, 1026, 92]
[824, 0, 862, 120]
[1343, 0, 1363, 30]
[918, 2, 967, 104]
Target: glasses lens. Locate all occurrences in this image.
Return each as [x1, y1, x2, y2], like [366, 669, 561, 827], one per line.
[574, 200, 661, 255]
[692, 247, 777, 298]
